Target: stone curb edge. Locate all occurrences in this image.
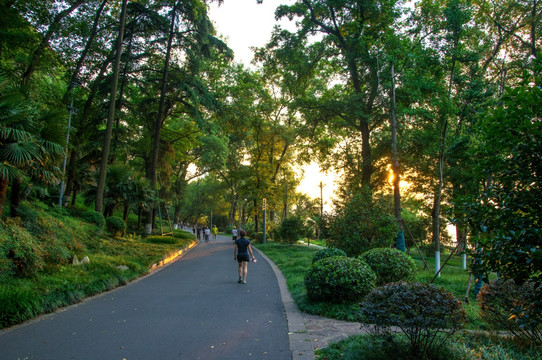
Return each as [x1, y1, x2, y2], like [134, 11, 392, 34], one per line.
[253, 247, 316, 360]
[149, 241, 198, 272]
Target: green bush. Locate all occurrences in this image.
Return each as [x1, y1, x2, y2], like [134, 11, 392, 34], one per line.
[0, 219, 43, 277]
[173, 230, 195, 240]
[312, 247, 347, 264]
[327, 187, 397, 256]
[478, 278, 541, 345]
[304, 256, 376, 303]
[359, 248, 416, 285]
[277, 216, 306, 244]
[361, 282, 466, 359]
[80, 210, 105, 230]
[106, 216, 126, 237]
[0, 286, 41, 328]
[251, 231, 264, 243]
[146, 235, 179, 245]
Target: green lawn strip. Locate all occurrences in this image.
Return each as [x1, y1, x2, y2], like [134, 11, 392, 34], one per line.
[315, 332, 540, 360]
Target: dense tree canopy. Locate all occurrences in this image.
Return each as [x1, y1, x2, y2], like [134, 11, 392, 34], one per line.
[0, 1, 540, 314]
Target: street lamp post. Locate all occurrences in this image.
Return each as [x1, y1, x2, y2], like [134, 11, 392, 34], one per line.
[262, 198, 267, 244]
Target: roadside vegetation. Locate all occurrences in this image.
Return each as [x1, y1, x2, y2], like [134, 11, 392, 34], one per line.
[0, 202, 195, 329]
[256, 241, 540, 360]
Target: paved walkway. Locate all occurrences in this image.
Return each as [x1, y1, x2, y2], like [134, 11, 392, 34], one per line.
[0, 233, 366, 360]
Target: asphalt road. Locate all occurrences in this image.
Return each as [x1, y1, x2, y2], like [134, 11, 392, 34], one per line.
[0, 234, 291, 360]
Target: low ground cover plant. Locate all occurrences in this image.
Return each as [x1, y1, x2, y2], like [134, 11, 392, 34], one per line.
[315, 332, 541, 360]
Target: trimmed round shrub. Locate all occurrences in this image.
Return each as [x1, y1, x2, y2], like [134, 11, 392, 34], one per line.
[80, 210, 105, 231]
[312, 247, 347, 264]
[361, 282, 466, 358]
[478, 278, 541, 345]
[359, 248, 416, 285]
[304, 256, 376, 303]
[105, 216, 126, 237]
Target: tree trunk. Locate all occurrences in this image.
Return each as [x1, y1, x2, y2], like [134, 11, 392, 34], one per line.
[147, 0, 178, 232]
[65, 0, 107, 93]
[95, 0, 128, 213]
[9, 178, 21, 217]
[0, 177, 8, 217]
[22, 0, 86, 85]
[254, 199, 259, 232]
[123, 201, 129, 223]
[390, 63, 405, 252]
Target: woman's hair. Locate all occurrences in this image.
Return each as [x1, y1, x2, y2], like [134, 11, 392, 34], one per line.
[239, 230, 246, 237]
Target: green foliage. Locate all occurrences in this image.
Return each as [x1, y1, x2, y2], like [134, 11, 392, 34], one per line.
[304, 256, 376, 303]
[312, 247, 347, 264]
[251, 231, 264, 243]
[80, 210, 106, 230]
[359, 248, 416, 285]
[478, 278, 541, 345]
[316, 332, 542, 360]
[277, 216, 306, 244]
[458, 61, 542, 330]
[173, 230, 195, 240]
[0, 285, 41, 328]
[105, 216, 126, 237]
[0, 218, 43, 277]
[146, 235, 179, 245]
[327, 188, 397, 256]
[361, 282, 466, 359]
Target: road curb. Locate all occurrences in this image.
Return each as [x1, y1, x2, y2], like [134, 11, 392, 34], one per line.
[149, 241, 198, 272]
[253, 247, 316, 360]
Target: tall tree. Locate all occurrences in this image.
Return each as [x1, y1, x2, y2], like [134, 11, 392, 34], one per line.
[95, 0, 128, 213]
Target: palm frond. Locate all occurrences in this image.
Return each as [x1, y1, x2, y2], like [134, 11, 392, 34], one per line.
[0, 163, 26, 181]
[0, 142, 42, 165]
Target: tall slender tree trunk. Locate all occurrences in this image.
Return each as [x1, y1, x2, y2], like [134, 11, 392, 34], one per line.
[95, 0, 128, 213]
[390, 63, 405, 252]
[9, 178, 21, 217]
[146, 0, 178, 234]
[0, 177, 8, 217]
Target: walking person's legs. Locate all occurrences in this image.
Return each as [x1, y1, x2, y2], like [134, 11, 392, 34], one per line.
[242, 261, 249, 283]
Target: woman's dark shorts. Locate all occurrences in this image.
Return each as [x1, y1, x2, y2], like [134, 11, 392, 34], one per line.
[237, 254, 250, 263]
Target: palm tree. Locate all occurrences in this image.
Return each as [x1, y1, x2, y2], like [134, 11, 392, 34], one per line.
[0, 74, 64, 216]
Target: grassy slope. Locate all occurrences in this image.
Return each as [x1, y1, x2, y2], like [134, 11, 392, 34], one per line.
[0, 203, 195, 329]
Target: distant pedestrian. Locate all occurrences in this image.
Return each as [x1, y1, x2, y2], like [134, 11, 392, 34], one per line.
[234, 230, 255, 284]
[232, 227, 237, 242]
[212, 225, 218, 240]
[204, 227, 211, 242]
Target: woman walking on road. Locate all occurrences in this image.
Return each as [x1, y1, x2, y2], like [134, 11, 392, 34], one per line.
[234, 230, 255, 284]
